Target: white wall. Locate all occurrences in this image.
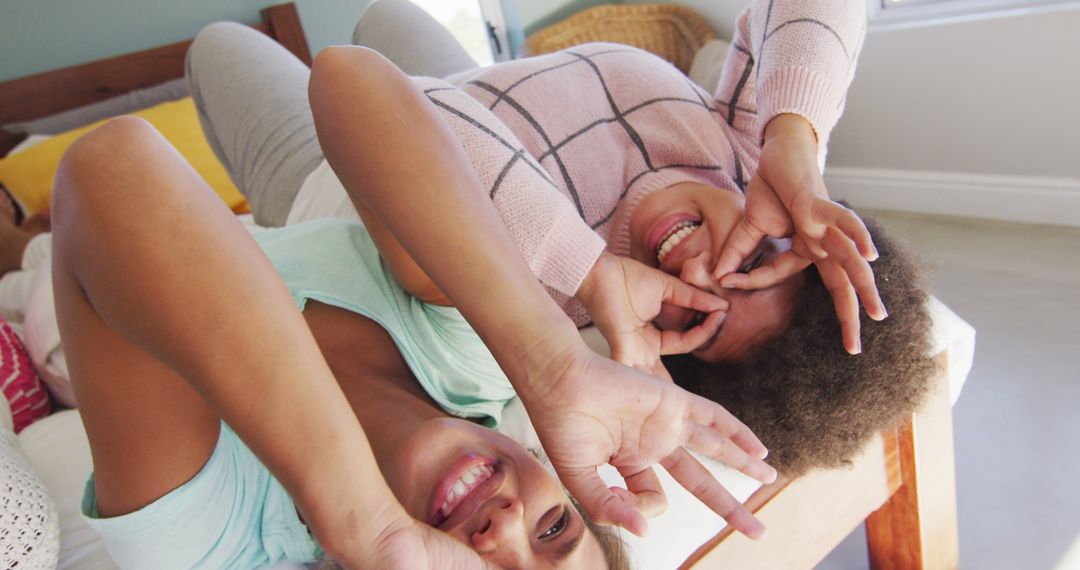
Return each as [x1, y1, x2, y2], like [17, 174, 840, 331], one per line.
[632, 1, 1080, 226]
[830, 7, 1080, 179]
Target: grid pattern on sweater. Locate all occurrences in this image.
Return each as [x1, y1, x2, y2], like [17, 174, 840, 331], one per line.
[409, 0, 866, 325]
[460, 45, 743, 231]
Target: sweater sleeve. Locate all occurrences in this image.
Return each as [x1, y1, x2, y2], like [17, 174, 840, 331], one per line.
[714, 0, 866, 157]
[413, 78, 606, 299]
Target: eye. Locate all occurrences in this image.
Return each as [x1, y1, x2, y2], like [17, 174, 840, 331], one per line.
[688, 311, 707, 328]
[737, 251, 765, 274]
[539, 506, 570, 540]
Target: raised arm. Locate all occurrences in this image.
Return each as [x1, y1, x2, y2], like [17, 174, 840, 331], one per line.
[52, 117, 489, 569]
[712, 0, 886, 354]
[309, 46, 776, 537]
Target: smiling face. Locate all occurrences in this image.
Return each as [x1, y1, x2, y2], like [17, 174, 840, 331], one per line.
[628, 181, 804, 362]
[385, 417, 606, 568]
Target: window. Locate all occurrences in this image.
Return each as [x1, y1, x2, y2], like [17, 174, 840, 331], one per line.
[868, 0, 1080, 29]
[409, 0, 511, 64]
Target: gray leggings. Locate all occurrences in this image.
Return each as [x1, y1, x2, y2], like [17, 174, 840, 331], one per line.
[186, 0, 478, 227]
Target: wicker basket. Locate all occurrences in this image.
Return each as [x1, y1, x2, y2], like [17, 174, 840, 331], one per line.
[524, 4, 716, 74]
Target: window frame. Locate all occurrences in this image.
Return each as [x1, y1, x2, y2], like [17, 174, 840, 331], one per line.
[478, 0, 512, 62]
[867, 0, 1080, 30]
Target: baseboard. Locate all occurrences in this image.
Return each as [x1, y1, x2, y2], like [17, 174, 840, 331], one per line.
[823, 167, 1080, 228]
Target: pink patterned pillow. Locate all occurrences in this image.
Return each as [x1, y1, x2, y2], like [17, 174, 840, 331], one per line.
[0, 319, 50, 433]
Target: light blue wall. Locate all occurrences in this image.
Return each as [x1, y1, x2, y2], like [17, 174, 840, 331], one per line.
[0, 0, 373, 82]
[0, 0, 623, 83]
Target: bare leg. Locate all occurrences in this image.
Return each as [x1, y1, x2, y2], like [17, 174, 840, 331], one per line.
[52, 117, 375, 528]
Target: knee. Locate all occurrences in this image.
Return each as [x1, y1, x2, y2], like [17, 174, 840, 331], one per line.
[310, 46, 410, 117]
[54, 117, 161, 214]
[310, 45, 386, 89]
[189, 21, 252, 64]
[187, 21, 256, 85]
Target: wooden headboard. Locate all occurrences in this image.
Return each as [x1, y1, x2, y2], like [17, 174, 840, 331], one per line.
[0, 3, 311, 156]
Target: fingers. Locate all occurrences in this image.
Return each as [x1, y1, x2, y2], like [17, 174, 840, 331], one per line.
[658, 310, 726, 355]
[712, 218, 766, 280]
[683, 424, 777, 484]
[815, 199, 879, 261]
[718, 249, 811, 290]
[561, 466, 650, 537]
[660, 448, 766, 539]
[820, 226, 887, 321]
[616, 466, 668, 517]
[684, 396, 769, 461]
[645, 358, 674, 382]
[659, 268, 729, 313]
[814, 253, 861, 355]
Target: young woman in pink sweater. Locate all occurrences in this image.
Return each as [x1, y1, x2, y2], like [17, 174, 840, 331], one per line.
[190, 0, 933, 477]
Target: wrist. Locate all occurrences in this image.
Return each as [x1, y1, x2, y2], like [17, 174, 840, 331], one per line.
[575, 250, 615, 311]
[763, 113, 818, 148]
[317, 492, 412, 567]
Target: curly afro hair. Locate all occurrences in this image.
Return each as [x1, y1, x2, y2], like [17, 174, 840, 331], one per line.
[664, 215, 937, 476]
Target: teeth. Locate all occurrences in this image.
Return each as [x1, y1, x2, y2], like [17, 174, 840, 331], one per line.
[439, 464, 495, 517]
[657, 222, 701, 263]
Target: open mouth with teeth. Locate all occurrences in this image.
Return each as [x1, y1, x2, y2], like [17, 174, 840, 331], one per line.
[655, 220, 702, 264]
[428, 454, 499, 528]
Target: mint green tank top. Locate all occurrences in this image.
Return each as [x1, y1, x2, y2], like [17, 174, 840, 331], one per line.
[253, 219, 515, 426]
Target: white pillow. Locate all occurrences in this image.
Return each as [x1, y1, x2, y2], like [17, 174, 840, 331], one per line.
[18, 410, 116, 569]
[688, 39, 732, 94]
[1, 428, 60, 569]
[0, 395, 11, 433]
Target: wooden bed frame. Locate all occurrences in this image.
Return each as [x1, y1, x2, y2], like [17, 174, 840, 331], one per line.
[683, 350, 960, 569]
[0, 3, 310, 156]
[0, 4, 961, 568]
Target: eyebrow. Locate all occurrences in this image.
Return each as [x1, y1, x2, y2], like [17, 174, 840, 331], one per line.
[553, 515, 586, 562]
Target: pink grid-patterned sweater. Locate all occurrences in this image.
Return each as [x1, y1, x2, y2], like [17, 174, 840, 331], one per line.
[415, 0, 866, 326]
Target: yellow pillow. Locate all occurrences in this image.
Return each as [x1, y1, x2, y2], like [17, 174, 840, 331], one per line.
[0, 98, 249, 215]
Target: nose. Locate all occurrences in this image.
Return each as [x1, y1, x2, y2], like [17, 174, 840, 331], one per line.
[469, 497, 528, 563]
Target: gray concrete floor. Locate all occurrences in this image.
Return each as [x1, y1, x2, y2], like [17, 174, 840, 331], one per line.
[815, 212, 1080, 570]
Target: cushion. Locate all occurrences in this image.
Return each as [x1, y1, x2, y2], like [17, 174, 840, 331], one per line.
[0, 98, 249, 216]
[1, 429, 60, 569]
[2, 78, 189, 137]
[18, 410, 116, 569]
[688, 38, 732, 94]
[0, 319, 50, 433]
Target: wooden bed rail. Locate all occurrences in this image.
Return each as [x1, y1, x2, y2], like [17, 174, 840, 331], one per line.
[683, 351, 959, 569]
[0, 3, 310, 156]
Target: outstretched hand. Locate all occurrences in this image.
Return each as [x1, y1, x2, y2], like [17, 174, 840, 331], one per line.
[577, 251, 728, 378]
[711, 114, 887, 354]
[338, 508, 498, 570]
[524, 345, 777, 539]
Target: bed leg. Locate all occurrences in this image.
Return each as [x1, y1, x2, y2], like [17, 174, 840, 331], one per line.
[865, 354, 960, 570]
